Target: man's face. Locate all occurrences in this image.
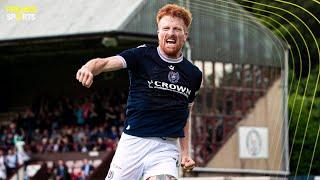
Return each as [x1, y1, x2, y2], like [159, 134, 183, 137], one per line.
[158, 15, 188, 58]
[83, 159, 88, 164]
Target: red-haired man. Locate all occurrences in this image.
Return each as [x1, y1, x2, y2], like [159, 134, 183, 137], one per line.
[76, 4, 202, 180]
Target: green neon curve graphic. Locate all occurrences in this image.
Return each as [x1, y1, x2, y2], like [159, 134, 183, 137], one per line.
[261, 1, 320, 178]
[222, 1, 319, 177]
[273, 0, 320, 178]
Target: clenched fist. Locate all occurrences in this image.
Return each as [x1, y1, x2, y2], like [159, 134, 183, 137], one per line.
[76, 66, 93, 88]
[181, 155, 195, 172]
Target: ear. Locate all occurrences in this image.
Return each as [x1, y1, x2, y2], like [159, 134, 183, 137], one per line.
[184, 31, 189, 41]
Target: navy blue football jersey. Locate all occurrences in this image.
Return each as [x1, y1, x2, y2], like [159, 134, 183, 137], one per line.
[117, 44, 202, 137]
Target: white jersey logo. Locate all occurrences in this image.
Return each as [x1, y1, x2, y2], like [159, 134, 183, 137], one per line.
[147, 80, 191, 98]
[168, 65, 175, 70]
[126, 125, 131, 130]
[137, 44, 147, 48]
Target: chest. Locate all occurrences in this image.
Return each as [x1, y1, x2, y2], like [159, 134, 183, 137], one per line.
[135, 57, 194, 99]
[138, 57, 191, 88]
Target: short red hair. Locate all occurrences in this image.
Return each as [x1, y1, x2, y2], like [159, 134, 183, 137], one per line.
[156, 4, 192, 29]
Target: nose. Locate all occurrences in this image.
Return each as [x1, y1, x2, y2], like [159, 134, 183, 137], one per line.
[168, 28, 175, 35]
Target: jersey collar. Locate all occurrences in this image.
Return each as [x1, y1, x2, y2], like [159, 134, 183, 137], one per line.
[157, 47, 183, 64]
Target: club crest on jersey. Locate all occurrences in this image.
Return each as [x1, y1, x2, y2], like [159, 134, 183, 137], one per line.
[168, 71, 179, 84]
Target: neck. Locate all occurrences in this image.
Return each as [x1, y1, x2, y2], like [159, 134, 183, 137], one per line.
[157, 47, 184, 64]
[158, 46, 182, 59]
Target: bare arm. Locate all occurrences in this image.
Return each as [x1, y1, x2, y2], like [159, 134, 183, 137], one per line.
[76, 56, 124, 88]
[179, 105, 195, 172]
[180, 119, 190, 157]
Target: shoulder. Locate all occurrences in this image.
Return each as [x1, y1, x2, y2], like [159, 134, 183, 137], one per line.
[128, 44, 155, 55]
[118, 44, 154, 64]
[184, 59, 202, 77]
[183, 60, 203, 88]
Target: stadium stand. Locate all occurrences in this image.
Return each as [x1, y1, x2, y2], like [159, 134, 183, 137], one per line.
[0, 89, 126, 179]
[192, 65, 281, 167]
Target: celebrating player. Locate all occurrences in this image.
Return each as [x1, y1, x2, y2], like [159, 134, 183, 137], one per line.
[76, 4, 202, 180]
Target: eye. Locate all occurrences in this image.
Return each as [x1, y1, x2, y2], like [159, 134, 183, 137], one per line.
[162, 27, 170, 31]
[174, 27, 183, 32]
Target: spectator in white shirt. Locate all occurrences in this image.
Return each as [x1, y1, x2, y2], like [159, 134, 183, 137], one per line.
[5, 148, 18, 176]
[0, 149, 7, 180]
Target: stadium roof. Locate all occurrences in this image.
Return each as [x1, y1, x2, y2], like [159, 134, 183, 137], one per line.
[0, 0, 287, 67]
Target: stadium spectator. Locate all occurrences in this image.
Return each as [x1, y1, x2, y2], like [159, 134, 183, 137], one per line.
[81, 158, 94, 179]
[88, 104, 98, 127]
[5, 148, 18, 177]
[70, 167, 82, 180]
[105, 138, 116, 151]
[53, 160, 70, 180]
[0, 149, 6, 180]
[74, 103, 85, 126]
[108, 126, 118, 141]
[20, 107, 36, 137]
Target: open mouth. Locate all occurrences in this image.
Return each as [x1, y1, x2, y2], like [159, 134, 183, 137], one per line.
[166, 38, 176, 45]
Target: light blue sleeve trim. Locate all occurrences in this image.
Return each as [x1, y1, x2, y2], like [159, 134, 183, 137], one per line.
[116, 55, 127, 68]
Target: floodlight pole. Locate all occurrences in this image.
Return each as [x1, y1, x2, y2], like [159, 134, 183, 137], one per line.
[283, 47, 290, 173]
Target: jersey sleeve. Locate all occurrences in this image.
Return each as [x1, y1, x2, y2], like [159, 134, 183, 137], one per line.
[117, 45, 146, 70]
[189, 70, 203, 104]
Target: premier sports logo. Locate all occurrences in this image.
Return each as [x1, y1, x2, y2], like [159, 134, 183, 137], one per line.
[147, 80, 191, 98]
[5, 5, 38, 21]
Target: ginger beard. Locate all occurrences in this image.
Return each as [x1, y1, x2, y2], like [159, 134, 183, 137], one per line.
[158, 16, 188, 58]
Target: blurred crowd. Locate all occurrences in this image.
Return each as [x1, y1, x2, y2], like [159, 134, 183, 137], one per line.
[0, 89, 127, 179]
[49, 158, 97, 180]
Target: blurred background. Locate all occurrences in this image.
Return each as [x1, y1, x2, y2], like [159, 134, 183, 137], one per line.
[0, 0, 319, 179]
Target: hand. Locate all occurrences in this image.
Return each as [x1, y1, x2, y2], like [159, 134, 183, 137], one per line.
[76, 66, 93, 88]
[181, 155, 195, 172]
